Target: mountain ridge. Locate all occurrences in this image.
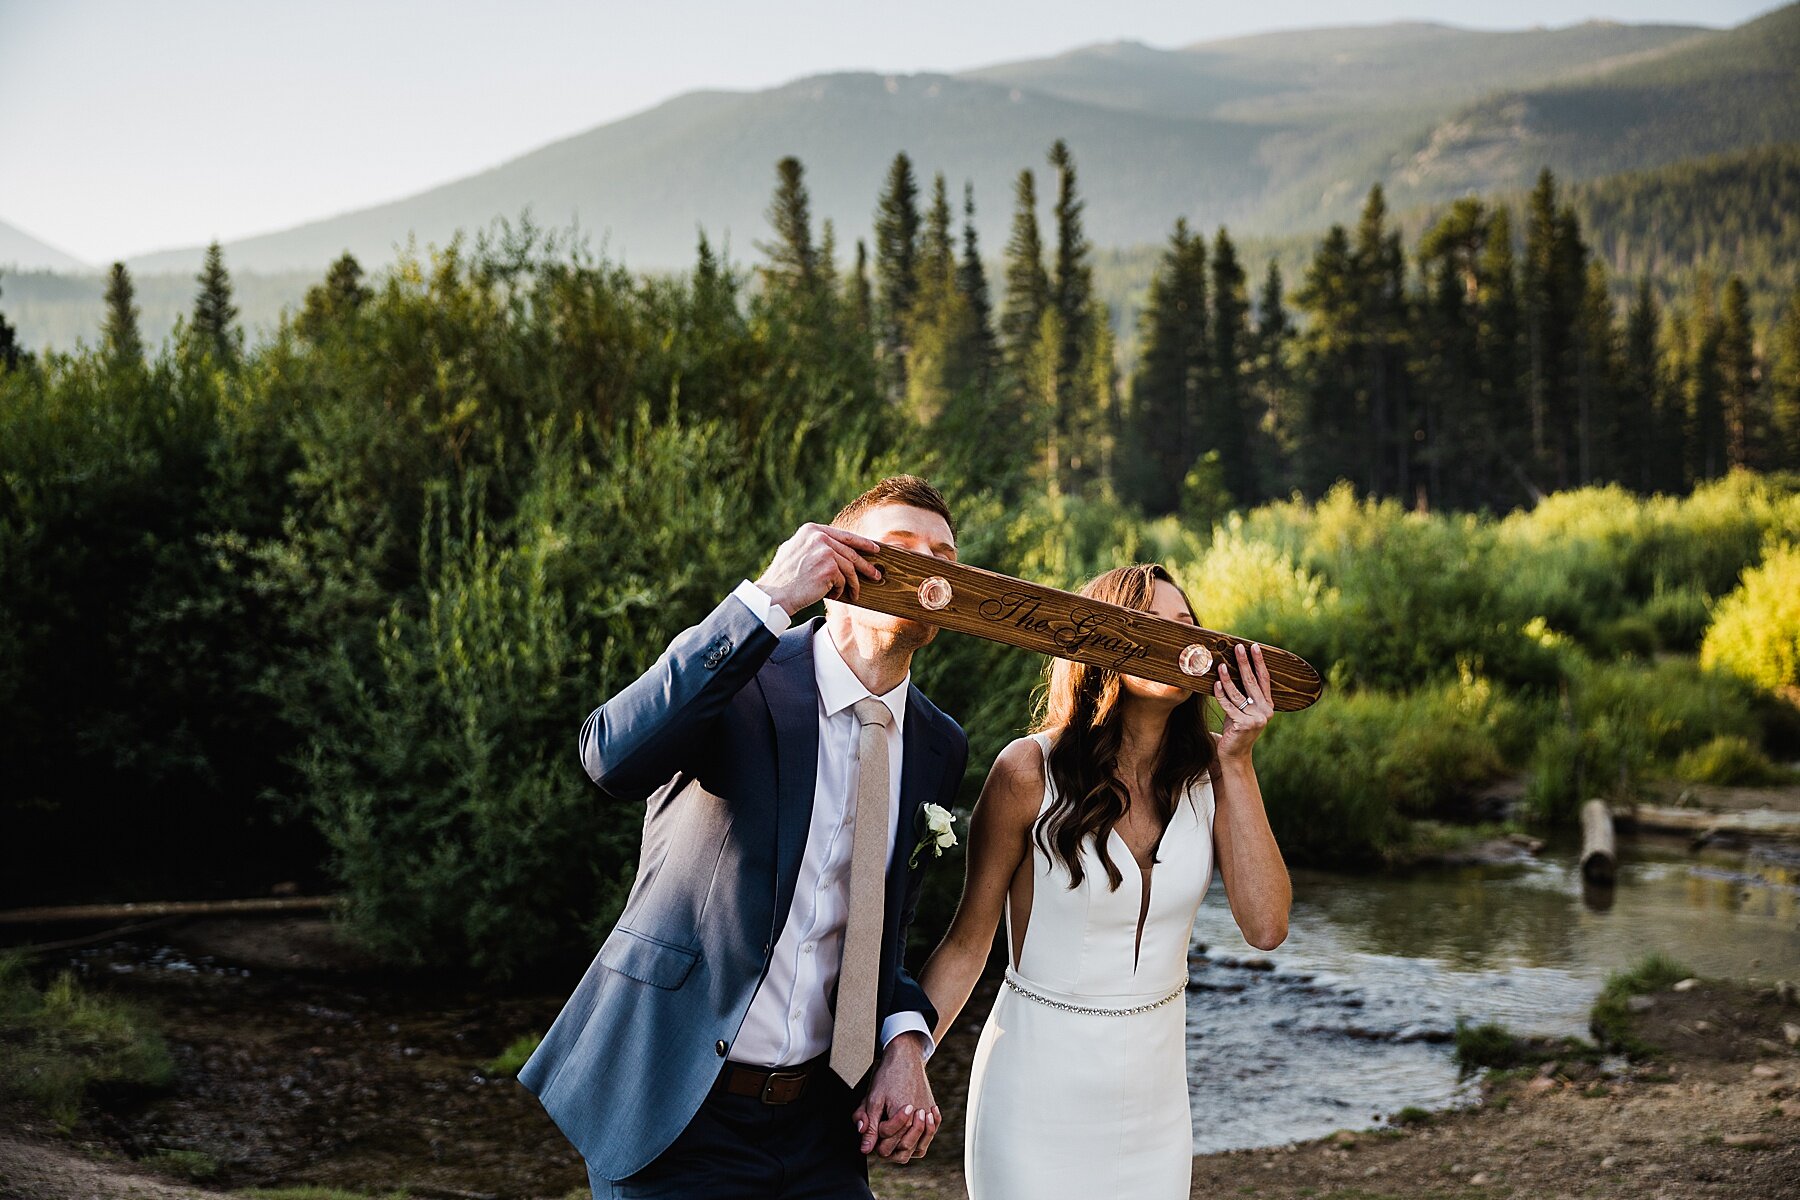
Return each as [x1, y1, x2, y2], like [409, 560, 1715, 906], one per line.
[0, 220, 91, 273]
[94, 7, 1799, 276]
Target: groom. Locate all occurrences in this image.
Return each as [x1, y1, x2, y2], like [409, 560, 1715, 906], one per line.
[520, 476, 968, 1199]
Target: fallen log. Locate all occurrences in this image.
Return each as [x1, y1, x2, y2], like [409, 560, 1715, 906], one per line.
[1580, 799, 1617, 885]
[1611, 804, 1800, 842]
[0, 895, 340, 926]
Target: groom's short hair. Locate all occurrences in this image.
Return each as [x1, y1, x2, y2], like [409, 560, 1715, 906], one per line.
[833, 475, 955, 536]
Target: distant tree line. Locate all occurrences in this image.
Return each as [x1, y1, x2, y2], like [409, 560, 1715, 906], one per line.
[731, 150, 1799, 515]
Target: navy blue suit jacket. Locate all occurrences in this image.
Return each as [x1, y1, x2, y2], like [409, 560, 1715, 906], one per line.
[519, 595, 966, 1184]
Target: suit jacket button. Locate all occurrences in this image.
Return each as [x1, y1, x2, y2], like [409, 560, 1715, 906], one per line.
[715, 1039, 728, 1057]
[703, 635, 732, 668]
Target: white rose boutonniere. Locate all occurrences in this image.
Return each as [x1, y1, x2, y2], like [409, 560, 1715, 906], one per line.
[910, 803, 959, 868]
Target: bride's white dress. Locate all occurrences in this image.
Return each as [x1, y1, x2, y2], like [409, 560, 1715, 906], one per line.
[963, 731, 1216, 1199]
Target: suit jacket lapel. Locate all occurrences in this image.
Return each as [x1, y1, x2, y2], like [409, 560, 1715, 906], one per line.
[761, 621, 821, 933]
[887, 686, 947, 930]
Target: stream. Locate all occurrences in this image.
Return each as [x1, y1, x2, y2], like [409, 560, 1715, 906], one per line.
[1182, 833, 1800, 1153]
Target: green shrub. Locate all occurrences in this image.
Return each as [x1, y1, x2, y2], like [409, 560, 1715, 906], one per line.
[1701, 540, 1800, 696]
[1523, 658, 1765, 823]
[1590, 953, 1692, 1054]
[1671, 735, 1789, 785]
[1593, 614, 1658, 660]
[1451, 1020, 1594, 1074]
[1253, 676, 1520, 865]
[1453, 1021, 1527, 1071]
[144, 1149, 220, 1181]
[482, 1032, 542, 1079]
[1639, 583, 1713, 652]
[0, 954, 174, 1129]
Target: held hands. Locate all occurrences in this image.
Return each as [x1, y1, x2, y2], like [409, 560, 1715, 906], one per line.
[1215, 642, 1274, 761]
[851, 1031, 939, 1164]
[755, 523, 885, 618]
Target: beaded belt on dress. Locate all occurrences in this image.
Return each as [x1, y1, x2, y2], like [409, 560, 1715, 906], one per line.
[1003, 974, 1187, 1016]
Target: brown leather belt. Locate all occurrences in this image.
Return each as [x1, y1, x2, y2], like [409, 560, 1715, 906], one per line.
[714, 1057, 821, 1105]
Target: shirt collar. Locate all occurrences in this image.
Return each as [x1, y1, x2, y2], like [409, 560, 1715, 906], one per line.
[812, 624, 908, 735]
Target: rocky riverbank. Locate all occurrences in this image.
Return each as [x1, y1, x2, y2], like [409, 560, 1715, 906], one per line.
[2, 919, 1796, 1200]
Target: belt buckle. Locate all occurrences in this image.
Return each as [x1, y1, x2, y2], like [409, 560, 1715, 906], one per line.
[761, 1067, 806, 1104]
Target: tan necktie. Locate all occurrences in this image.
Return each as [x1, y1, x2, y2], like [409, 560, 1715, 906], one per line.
[830, 697, 892, 1086]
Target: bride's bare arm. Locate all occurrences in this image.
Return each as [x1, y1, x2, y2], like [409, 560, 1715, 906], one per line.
[1210, 643, 1292, 951]
[919, 736, 1043, 1044]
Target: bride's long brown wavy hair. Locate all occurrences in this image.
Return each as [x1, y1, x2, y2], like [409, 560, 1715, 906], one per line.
[1030, 564, 1216, 890]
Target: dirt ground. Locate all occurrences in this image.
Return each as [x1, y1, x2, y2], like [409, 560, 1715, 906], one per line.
[2, 918, 1797, 1200]
[870, 976, 1800, 1200]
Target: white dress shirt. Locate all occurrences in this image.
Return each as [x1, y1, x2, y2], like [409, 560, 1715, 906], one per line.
[727, 580, 934, 1067]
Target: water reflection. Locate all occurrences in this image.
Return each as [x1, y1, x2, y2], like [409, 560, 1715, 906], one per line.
[1184, 835, 1800, 1153]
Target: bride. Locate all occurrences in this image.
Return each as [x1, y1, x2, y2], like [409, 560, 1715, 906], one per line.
[919, 564, 1292, 1198]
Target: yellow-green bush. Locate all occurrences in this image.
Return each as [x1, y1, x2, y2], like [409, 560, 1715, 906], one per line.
[1701, 540, 1800, 696]
[1671, 735, 1789, 785]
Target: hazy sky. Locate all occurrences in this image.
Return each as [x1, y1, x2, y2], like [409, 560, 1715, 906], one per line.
[0, 0, 1777, 265]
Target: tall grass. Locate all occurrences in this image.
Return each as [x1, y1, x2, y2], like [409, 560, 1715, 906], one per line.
[0, 953, 174, 1129]
[1523, 658, 1765, 822]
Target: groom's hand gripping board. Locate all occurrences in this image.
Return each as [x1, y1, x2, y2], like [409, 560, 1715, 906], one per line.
[849, 545, 1324, 712]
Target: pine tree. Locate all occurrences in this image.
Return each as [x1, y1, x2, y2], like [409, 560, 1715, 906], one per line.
[1573, 259, 1620, 485]
[1522, 170, 1588, 490]
[1622, 277, 1665, 491]
[1352, 186, 1412, 500]
[1293, 224, 1361, 494]
[1476, 206, 1533, 503]
[297, 252, 369, 342]
[902, 175, 981, 426]
[1251, 261, 1296, 496]
[694, 229, 737, 322]
[1417, 199, 1487, 507]
[873, 152, 921, 395]
[1209, 228, 1255, 503]
[683, 230, 749, 423]
[847, 239, 874, 341]
[0, 278, 20, 372]
[192, 240, 241, 363]
[1686, 277, 1727, 482]
[1027, 307, 1066, 495]
[1717, 275, 1758, 470]
[818, 219, 840, 296]
[1047, 140, 1094, 390]
[1770, 289, 1800, 470]
[999, 169, 1049, 387]
[99, 262, 145, 367]
[1124, 220, 1206, 513]
[955, 181, 997, 389]
[918, 174, 955, 296]
[1663, 306, 1695, 487]
[1079, 309, 1120, 487]
[756, 157, 820, 295]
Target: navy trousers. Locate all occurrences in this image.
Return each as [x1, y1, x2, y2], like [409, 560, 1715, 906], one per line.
[604, 1065, 873, 1199]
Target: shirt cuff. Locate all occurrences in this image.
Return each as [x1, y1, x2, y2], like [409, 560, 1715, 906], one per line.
[730, 579, 792, 635]
[880, 1012, 935, 1061]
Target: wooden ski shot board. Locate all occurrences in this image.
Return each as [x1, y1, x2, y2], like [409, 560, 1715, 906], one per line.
[848, 545, 1324, 712]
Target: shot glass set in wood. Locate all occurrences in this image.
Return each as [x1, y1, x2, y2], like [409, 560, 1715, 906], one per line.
[847, 545, 1324, 712]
